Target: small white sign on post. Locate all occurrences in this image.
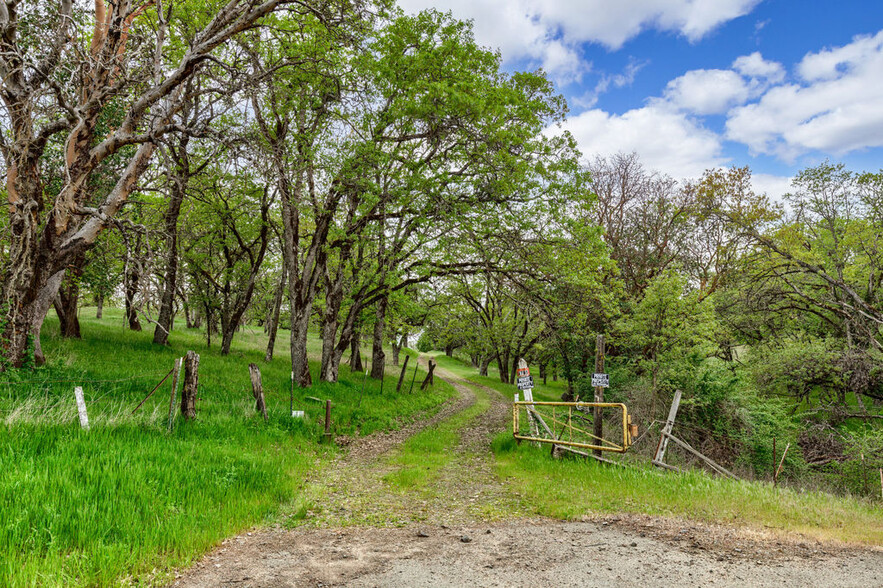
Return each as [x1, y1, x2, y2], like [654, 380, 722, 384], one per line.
[591, 373, 609, 388]
[516, 375, 534, 390]
[74, 386, 89, 430]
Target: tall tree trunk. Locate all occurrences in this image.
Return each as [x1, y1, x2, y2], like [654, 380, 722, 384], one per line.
[391, 338, 401, 366]
[496, 353, 508, 384]
[290, 307, 312, 386]
[479, 355, 491, 376]
[349, 328, 364, 372]
[124, 239, 143, 331]
[220, 325, 235, 355]
[265, 263, 288, 362]
[370, 297, 387, 379]
[153, 143, 188, 345]
[95, 293, 104, 319]
[54, 273, 81, 338]
[181, 288, 195, 328]
[320, 265, 347, 383]
[282, 185, 333, 389]
[204, 303, 213, 348]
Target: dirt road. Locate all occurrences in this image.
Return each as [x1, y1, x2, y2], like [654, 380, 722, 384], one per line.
[173, 364, 882, 587]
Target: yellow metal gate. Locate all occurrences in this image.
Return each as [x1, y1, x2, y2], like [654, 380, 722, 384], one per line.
[513, 401, 636, 453]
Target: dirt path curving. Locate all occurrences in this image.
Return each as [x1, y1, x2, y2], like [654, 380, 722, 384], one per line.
[172, 362, 883, 588]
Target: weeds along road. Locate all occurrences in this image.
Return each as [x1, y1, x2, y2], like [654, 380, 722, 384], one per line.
[174, 362, 883, 588]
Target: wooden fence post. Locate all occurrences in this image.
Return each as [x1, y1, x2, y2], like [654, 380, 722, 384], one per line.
[420, 360, 436, 391]
[249, 363, 268, 422]
[324, 399, 332, 442]
[74, 386, 89, 430]
[181, 350, 199, 420]
[593, 334, 605, 459]
[397, 355, 410, 392]
[653, 389, 682, 466]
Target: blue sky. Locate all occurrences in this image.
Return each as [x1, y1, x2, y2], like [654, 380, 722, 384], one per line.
[398, 0, 883, 197]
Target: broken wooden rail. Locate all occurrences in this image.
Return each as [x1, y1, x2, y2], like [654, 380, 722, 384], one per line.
[652, 389, 739, 480]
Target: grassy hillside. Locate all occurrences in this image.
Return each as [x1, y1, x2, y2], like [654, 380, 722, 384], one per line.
[492, 436, 883, 546]
[0, 309, 454, 587]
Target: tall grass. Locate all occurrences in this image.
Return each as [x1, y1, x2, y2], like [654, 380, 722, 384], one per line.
[0, 309, 453, 586]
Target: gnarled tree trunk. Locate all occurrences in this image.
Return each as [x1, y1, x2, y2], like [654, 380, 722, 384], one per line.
[53, 273, 81, 338]
[153, 136, 189, 346]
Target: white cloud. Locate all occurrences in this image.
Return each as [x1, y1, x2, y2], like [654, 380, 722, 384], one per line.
[661, 53, 784, 115]
[732, 51, 785, 82]
[727, 31, 883, 158]
[535, 0, 761, 49]
[396, 0, 760, 82]
[797, 31, 883, 81]
[557, 104, 725, 179]
[664, 69, 750, 114]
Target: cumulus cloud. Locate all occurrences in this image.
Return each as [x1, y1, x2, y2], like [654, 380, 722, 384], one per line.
[662, 53, 785, 115]
[726, 31, 883, 158]
[797, 31, 883, 81]
[663, 69, 750, 114]
[556, 104, 725, 179]
[732, 51, 785, 82]
[396, 0, 760, 82]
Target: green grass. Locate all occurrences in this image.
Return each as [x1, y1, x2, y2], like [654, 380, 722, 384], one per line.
[383, 383, 491, 493]
[0, 309, 453, 587]
[492, 434, 883, 546]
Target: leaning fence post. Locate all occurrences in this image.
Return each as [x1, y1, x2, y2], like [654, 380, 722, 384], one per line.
[168, 357, 182, 431]
[774, 442, 790, 487]
[248, 363, 268, 422]
[407, 361, 419, 394]
[74, 386, 89, 430]
[653, 389, 682, 467]
[397, 355, 410, 392]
